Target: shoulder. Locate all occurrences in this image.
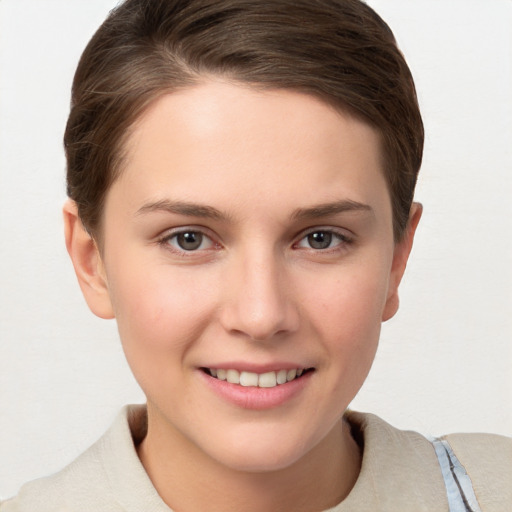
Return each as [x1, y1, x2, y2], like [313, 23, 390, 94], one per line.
[338, 411, 511, 512]
[336, 411, 512, 512]
[442, 431, 512, 510]
[336, 411, 448, 511]
[0, 432, 118, 512]
[0, 405, 170, 512]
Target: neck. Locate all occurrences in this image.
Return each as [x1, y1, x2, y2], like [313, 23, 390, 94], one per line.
[137, 406, 361, 512]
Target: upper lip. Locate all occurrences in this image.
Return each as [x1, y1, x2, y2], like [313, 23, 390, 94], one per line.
[199, 362, 312, 373]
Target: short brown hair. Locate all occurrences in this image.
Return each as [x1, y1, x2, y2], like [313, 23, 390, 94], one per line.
[65, 0, 424, 241]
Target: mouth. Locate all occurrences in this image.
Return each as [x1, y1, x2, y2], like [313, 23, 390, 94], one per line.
[201, 367, 314, 388]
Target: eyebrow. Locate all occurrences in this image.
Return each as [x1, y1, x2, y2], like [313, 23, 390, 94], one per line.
[291, 199, 374, 220]
[135, 198, 373, 222]
[135, 199, 228, 221]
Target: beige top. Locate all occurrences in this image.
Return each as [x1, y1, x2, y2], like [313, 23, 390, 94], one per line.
[2, 405, 511, 512]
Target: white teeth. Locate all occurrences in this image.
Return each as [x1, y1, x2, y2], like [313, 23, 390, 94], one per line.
[240, 371, 259, 387]
[258, 371, 277, 388]
[226, 369, 240, 384]
[287, 368, 297, 381]
[276, 369, 288, 385]
[208, 368, 307, 388]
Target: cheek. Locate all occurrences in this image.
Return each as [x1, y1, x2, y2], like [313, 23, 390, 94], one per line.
[308, 263, 389, 329]
[302, 261, 390, 371]
[106, 260, 216, 363]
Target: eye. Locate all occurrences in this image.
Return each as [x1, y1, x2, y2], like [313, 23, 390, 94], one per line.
[162, 230, 216, 252]
[295, 229, 351, 250]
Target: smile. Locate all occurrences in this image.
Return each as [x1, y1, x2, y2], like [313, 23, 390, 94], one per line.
[203, 368, 312, 388]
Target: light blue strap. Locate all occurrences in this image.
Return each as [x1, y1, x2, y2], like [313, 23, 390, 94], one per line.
[431, 438, 482, 512]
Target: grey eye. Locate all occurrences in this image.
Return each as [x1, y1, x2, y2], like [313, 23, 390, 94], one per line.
[176, 231, 204, 251]
[163, 229, 216, 253]
[307, 231, 333, 249]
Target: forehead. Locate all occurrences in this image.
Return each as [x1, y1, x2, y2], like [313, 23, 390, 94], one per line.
[110, 80, 390, 222]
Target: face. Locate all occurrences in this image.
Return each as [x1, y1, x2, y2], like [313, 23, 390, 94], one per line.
[76, 81, 414, 472]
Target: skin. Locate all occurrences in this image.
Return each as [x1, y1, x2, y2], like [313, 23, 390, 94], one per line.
[64, 80, 421, 512]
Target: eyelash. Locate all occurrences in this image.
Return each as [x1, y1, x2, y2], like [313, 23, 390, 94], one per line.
[157, 227, 219, 256]
[157, 227, 353, 255]
[293, 228, 353, 252]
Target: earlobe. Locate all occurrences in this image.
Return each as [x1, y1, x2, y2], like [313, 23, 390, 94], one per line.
[382, 202, 422, 322]
[63, 200, 115, 319]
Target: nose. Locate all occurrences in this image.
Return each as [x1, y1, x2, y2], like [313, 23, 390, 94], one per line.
[219, 249, 299, 341]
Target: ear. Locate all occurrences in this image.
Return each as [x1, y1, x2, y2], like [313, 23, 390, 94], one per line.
[63, 200, 115, 319]
[382, 202, 422, 322]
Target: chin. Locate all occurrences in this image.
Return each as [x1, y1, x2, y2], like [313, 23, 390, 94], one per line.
[216, 447, 304, 473]
[202, 425, 322, 474]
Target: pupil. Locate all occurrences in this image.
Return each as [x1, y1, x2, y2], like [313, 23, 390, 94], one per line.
[308, 232, 332, 249]
[177, 232, 202, 250]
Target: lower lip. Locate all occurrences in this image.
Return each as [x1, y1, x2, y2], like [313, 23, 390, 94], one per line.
[199, 370, 313, 410]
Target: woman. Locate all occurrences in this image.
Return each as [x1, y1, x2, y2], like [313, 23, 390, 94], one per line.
[2, 1, 510, 510]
